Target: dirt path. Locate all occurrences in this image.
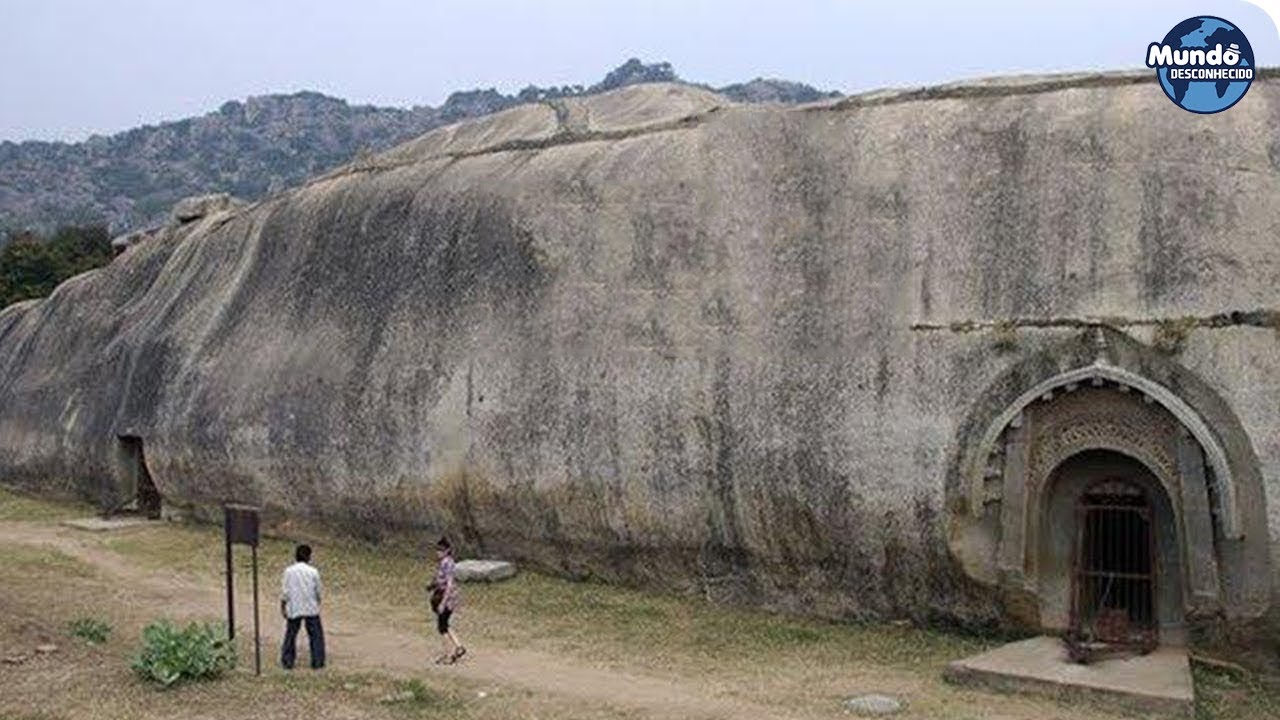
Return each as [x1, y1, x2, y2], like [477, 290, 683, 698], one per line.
[0, 521, 802, 720]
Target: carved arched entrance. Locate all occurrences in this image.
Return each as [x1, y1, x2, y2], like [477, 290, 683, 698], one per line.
[947, 331, 1271, 637]
[998, 381, 1201, 641]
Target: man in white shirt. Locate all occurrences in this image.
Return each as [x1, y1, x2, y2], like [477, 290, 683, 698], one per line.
[280, 544, 325, 669]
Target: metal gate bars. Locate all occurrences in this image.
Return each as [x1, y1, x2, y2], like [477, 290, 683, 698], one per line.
[1065, 477, 1159, 663]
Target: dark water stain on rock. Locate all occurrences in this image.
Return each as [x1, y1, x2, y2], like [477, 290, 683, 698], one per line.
[696, 354, 756, 599]
[1136, 169, 1242, 307]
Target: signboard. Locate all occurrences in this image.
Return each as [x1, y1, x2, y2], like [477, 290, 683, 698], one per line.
[223, 504, 262, 675]
[224, 504, 260, 546]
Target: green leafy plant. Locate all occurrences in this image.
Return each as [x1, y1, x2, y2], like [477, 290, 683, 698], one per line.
[990, 319, 1018, 352]
[68, 617, 112, 645]
[131, 620, 236, 688]
[1153, 317, 1197, 354]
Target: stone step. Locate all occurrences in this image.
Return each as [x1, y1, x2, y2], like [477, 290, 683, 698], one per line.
[943, 636, 1193, 718]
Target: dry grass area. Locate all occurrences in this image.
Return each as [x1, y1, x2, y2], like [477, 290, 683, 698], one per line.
[0, 580, 619, 720]
[1192, 666, 1280, 720]
[0, 489, 92, 522]
[0, 526, 630, 719]
[1, 487, 1277, 719]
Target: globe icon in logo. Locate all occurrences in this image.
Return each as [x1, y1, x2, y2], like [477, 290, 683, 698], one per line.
[1148, 16, 1254, 114]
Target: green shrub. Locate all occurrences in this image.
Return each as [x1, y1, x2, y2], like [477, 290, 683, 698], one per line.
[132, 620, 236, 687]
[990, 319, 1019, 352]
[0, 225, 113, 308]
[68, 617, 112, 644]
[1153, 317, 1197, 354]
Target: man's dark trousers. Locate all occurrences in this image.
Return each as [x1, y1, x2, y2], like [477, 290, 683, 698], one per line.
[281, 615, 325, 669]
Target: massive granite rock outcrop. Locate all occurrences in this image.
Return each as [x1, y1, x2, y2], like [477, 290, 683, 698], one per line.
[1, 74, 1278, 636]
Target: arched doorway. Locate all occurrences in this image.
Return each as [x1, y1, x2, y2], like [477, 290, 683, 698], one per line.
[947, 333, 1272, 644]
[1038, 450, 1183, 649]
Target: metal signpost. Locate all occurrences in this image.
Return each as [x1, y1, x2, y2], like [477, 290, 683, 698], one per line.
[223, 504, 262, 676]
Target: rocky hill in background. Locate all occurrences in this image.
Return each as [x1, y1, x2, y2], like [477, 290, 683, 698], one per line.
[0, 59, 839, 236]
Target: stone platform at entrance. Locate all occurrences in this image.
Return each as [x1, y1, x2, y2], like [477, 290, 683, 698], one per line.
[943, 636, 1193, 717]
[63, 516, 158, 532]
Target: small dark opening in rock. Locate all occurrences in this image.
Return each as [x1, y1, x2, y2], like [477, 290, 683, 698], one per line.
[118, 435, 161, 519]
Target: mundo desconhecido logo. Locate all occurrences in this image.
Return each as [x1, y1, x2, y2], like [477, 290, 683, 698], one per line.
[1147, 16, 1254, 114]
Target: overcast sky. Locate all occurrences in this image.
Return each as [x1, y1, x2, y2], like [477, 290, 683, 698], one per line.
[1, 0, 1277, 142]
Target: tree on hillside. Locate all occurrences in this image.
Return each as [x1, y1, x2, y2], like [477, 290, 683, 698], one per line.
[47, 225, 113, 276]
[0, 225, 113, 308]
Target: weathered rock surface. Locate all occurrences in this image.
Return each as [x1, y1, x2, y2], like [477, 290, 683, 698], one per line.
[454, 560, 516, 583]
[109, 229, 148, 254]
[1, 72, 1279, 635]
[170, 193, 245, 223]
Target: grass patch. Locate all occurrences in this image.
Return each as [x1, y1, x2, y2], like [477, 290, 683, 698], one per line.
[384, 678, 457, 714]
[68, 616, 112, 644]
[1195, 664, 1280, 720]
[0, 486, 95, 521]
[757, 622, 824, 645]
[468, 573, 994, 671]
[0, 544, 97, 577]
[268, 672, 468, 718]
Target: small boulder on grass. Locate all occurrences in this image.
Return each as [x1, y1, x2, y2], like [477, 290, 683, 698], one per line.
[844, 694, 905, 716]
[132, 620, 236, 688]
[454, 560, 516, 582]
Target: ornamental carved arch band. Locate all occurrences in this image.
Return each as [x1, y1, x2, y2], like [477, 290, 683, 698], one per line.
[964, 363, 1240, 540]
[1031, 416, 1181, 497]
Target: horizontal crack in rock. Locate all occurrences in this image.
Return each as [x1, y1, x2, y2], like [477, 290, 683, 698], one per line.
[911, 310, 1280, 332]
